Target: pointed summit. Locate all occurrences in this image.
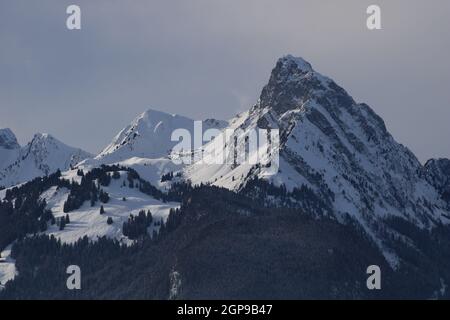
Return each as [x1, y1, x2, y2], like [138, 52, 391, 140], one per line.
[32, 132, 51, 140]
[97, 108, 197, 161]
[185, 54, 448, 267]
[96, 108, 228, 163]
[278, 54, 314, 73]
[259, 54, 348, 115]
[0, 131, 92, 187]
[0, 128, 20, 150]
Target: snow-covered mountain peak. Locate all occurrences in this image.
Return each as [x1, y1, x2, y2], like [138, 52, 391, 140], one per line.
[25, 133, 85, 160]
[136, 108, 183, 124]
[0, 128, 20, 150]
[96, 108, 227, 163]
[279, 54, 313, 73]
[32, 132, 50, 139]
[29, 133, 56, 147]
[184, 54, 450, 266]
[259, 55, 339, 116]
[97, 108, 195, 161]
[0, 131, 92, 188]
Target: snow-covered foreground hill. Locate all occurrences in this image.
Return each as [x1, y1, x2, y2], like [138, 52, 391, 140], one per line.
[0, 168, 180, 288]
[45, 170, 179, 244]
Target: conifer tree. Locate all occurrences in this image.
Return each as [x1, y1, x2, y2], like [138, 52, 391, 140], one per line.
[59, 217, 66, 231]
[112, 171, 120, 180]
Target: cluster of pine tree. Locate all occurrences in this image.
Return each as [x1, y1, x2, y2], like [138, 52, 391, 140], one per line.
[63, 166, 117, 213]
[112, 171, 121, 180]
[241, 177, 332, 216]
[57, 214, 71, 231]
[0, 201, 188, 298]
[161, 171, 174, 182]
[1, 234, 130, 298]
[125, 168, 189, 203]
[122, 210, 153, 240]
[159, 208, 182, 235]
[0, 171, 64, 251]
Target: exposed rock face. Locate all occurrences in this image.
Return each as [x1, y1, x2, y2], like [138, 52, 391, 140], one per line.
[424, 158, 450, 203]
[0, 128, 20, 150]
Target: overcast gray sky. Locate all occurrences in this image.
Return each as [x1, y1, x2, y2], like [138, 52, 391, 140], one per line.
[1, 0, 449, 162]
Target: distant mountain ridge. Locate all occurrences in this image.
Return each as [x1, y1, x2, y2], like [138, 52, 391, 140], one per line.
[0, 130, 92, 188]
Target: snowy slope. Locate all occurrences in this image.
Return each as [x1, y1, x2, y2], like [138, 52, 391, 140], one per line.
[0, 133, 92, 188]
[41, 170, 179, 245]
[0, 167, 180, 288]
[184, 55, 450, 265]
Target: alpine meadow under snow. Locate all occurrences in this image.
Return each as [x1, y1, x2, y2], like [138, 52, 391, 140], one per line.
[1, 55, 450, 299]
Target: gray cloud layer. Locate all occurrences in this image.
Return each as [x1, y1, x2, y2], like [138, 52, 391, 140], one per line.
[1, 0, 449, 162]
